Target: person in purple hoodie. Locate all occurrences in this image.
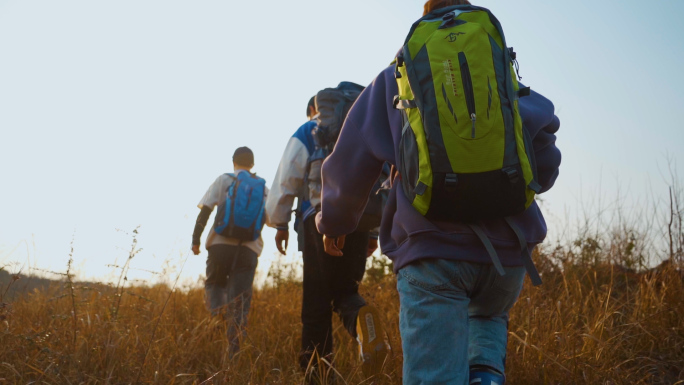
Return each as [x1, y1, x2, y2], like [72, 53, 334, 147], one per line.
[315, 0, 561, 383]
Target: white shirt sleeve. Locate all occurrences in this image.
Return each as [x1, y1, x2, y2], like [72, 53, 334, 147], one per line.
[198, 175, 229, 210]
[265, 137, 309, 227]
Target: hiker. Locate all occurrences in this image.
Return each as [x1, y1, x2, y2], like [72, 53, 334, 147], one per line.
[316, 1, 562, 384]
[265, 91, 389, 381]
[268, 96, 318, 255]
[192, 146, 268, 358]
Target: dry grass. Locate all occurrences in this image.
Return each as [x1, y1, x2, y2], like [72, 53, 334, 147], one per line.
[507, 255, 684, 384]
[1, 246, 683, 384]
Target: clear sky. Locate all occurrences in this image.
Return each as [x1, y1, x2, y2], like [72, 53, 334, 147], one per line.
[1, 0, 683, 285]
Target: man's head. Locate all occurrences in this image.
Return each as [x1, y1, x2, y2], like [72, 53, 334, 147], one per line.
[423, 0, 471, 16]
[306, 96, 317, 120]
[233, 146, 254, 170]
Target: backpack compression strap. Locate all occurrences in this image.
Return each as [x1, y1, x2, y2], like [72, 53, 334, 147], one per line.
[468, 220, 543, 286]
[504, 217, 543, 286]
[467, 224, 506, 277]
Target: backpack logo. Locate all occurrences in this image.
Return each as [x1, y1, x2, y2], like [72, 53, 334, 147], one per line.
[445, 32, 465, 43]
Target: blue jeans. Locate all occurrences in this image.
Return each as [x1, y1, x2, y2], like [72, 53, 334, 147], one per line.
[205, 244, 258, 358]
[397, 259, 525, 385]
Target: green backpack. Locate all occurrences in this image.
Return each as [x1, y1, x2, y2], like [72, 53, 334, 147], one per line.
[394, 5, 542, 285]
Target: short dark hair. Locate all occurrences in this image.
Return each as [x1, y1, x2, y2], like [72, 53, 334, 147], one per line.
[233, 146, 254, 167]
[307, 96, 316, 118]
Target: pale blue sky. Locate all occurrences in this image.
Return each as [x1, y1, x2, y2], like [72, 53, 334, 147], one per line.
[1, 0, 683, 284]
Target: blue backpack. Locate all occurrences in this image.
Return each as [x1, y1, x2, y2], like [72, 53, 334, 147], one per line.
[214, 172, 266, 242]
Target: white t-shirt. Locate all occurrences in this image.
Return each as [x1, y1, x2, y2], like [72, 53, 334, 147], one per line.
[197, 170, 268, 256]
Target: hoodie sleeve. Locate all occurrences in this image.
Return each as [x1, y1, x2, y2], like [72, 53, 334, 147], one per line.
[265, 136, 309, 228]
[316, 70, 396, 237]
[518, 90, 562, 193]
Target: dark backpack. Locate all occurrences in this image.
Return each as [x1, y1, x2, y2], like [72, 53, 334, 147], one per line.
[306, 82, 365, 209]
[214, 172, 267, 242]
[313, 81, 366, 149]
[305, 82, 388, 232]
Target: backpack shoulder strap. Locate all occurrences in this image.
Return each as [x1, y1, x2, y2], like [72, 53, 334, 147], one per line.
[224, 173, 238, 192]
[249, 172, 266, 183]
[467, 224, 506, 277]
[504, 217, 543, 286]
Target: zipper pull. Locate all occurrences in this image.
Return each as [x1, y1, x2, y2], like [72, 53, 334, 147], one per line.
[513, 58, 522, 81]
[470, 113, 477, 138]
[509, 47, 523, 81]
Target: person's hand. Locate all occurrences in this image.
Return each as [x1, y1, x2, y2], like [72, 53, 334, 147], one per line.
[275, 229, 289, 255]
[191, 244, 201, 255]
[323, 235, 346, 256]
[367, 238, 378, 257]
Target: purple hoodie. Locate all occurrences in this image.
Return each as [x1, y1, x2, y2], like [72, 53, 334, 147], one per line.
[316, 65, 561, 273]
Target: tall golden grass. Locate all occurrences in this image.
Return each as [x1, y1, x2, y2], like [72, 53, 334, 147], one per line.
[3, 176, 684, 384]
[1, 244, 682, 384]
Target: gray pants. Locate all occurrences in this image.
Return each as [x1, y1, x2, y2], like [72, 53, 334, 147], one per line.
[205, 244, 258, 357]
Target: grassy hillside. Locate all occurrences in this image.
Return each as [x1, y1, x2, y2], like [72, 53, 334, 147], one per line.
[1, 245, 683, 384]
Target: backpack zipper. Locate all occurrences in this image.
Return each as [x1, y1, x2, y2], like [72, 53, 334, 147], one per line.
[245, 186, 253, 208]
[458, 52, 477, 138]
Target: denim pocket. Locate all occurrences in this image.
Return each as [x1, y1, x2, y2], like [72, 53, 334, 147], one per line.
[399, 259, 463, 292]
[491, 266, 525, 295]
